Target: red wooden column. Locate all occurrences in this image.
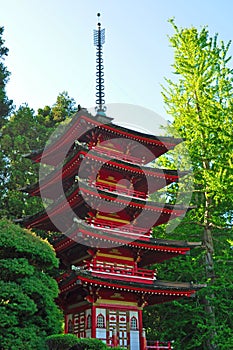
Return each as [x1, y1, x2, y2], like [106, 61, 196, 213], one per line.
[64, 314, 68, 334]
[91, 305, 96, 338]
[141, 328, 147, 350]
[138, 308, 146, 350]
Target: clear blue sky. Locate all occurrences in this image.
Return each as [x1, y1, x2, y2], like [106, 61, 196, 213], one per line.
[1, 0, 233, 120]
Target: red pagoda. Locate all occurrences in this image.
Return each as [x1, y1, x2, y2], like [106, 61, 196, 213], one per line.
[19, 15, 203, 350]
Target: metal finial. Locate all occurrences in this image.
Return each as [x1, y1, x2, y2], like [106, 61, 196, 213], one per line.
[93, 13, 106, 114]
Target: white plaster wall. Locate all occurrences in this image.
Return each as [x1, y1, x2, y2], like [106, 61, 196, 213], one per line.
[96, 308, 107, 343]
[129, 310, 138, 319]
[129, 310, 140, 350]
[96, 329, 107, 343]
[130, 331, 140, 350]
[85, 308, 91, 317]
[86, 330, 91, 338]
[67, 314, 73, 321]
[96, 308, 106, 317]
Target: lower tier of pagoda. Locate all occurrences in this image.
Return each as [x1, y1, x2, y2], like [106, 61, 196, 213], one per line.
[58, 268, 200, 302]
[57, 268, 203, 349]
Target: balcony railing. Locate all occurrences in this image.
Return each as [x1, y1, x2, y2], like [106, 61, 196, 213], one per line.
[87, 217, 152, 237]
[85, 261, 156, 283]
[92, 180, 147, 199]
[146, 340, 174, 349]
[94, 145, 145, 165]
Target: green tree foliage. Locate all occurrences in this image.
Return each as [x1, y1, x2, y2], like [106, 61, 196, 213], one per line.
[1, 105, 45, 219]
[144, 21, 233, 350]
[0, 26, 13, 128]
[0, 219, 62, 349]
[0, 92, 78, 220]
[37, 91, 78, 127]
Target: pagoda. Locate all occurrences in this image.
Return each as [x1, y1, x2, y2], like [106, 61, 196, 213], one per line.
[19, 14, 203, 350]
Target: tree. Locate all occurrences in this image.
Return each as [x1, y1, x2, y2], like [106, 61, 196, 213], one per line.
[0, 26, 13, 218]
[0, 26, 13, 128]
[144, 20, 233, 350]
[0, 91, 78, 220]
[37, 91, 78, 127]
[0, 219, 62, 349]
[0, 105, 46, 219]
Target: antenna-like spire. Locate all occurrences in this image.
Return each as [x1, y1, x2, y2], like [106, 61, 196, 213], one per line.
[93, 13, 106, 115]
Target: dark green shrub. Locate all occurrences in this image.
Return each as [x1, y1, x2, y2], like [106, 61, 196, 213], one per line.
[46, 334, 79, 350]
[46, 335, 109, 350]
[75, 338, 107, 350]
[46, 335, 127, 350]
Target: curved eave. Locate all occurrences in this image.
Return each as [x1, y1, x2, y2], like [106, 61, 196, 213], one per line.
[54, 222, 200, 255]
[18, 182, 189, 231]
[58, 271, 204, 304]
[24, 110, 183, 165]
[22, 145, 188, 198]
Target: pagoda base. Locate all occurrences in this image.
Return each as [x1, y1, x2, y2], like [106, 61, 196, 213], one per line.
[64, 299, 144, 349]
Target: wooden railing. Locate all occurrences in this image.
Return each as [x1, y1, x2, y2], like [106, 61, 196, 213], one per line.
[94, 145, 145, 165]
[98, 338, 173, 349]
[93, 180, 147, 199]
[146, 340, 174, 349]
[87, 217, 151, 236]
[85, 261, 155, 282]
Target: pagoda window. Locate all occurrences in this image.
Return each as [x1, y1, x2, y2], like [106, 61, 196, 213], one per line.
[67, 319, 74, 333]
[130, 316, 138, 330]
[86, 314, 92, 329]
[96, 313, 105, 328]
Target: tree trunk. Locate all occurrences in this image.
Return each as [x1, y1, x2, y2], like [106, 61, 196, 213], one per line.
[202, 195, 218, 350]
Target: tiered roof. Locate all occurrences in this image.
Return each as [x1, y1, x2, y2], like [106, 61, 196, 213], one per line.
[20, 109, 203, 303]
[26, 110, 183, 165]
[23, 144, 187, 199]
[57, 268, 200, 305]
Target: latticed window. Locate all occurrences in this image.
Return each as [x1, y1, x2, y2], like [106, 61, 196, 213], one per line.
[86, 314, 92, 329]
[130, 316, 138, 330]
[97, 313, 105, 328]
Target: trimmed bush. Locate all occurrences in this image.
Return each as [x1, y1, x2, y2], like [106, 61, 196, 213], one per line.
[46, 334, 127, 350]
[46, 334, 79, 350]
[73, 338, 107, 350]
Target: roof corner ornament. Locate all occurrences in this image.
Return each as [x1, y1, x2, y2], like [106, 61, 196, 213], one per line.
[94, 13, 106, 116]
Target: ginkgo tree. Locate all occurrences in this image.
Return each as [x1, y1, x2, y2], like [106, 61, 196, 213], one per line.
[145, 20, 233, 350]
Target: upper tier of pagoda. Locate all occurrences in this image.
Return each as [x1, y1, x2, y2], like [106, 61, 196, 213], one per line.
[26, 109, 183, 166]
[19, 179, 189, 233]
[23, 143, 187, 200]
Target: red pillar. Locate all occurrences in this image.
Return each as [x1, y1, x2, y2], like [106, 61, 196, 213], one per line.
[141, 328, 147, 350]
[91, 305, 96, 338]
[64, 314, 68, 334]
[138, 309, 147, 350]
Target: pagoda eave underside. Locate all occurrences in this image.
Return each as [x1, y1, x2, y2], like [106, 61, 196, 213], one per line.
[53, 223, 201, 265]
[58, 271, 201, 306]
[23, 146, 187, 198]
[20, 181, 188, 232]
[27, 111, 184, 166]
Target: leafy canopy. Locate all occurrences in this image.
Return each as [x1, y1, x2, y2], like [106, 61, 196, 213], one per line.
[0, 219, 62, 350]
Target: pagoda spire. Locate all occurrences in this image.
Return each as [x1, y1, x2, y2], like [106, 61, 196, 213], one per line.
[94, 13, 106, 115]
